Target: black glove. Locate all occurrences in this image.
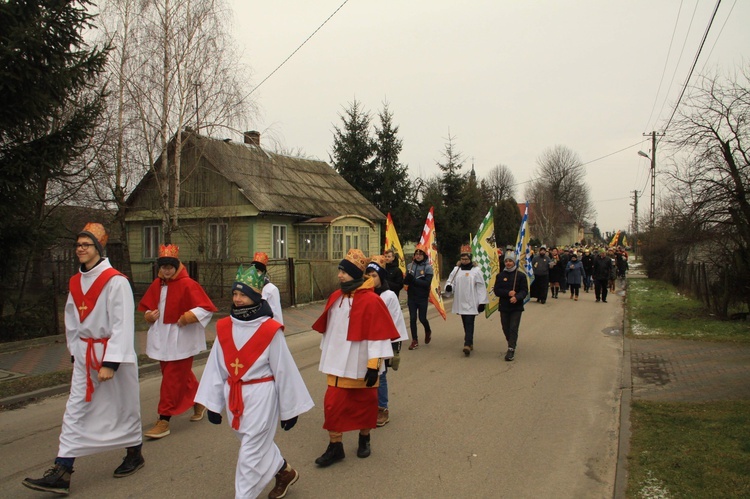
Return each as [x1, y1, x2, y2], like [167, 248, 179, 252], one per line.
[404, 272, 415, 284]
[364, 368, 379, 387]
[207, 410, 222, 425]
[445, 285, 452, 293]
[478, 304, 486, 313]
[71, 356, 74, 364]
[280, 416, 297, 431]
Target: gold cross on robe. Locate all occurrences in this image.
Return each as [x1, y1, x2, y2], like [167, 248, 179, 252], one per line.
[78, 302, 88, 314]
[230, 358, 244, 376]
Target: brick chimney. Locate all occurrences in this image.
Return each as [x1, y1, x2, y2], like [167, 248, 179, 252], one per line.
[244, 130, 260, 146]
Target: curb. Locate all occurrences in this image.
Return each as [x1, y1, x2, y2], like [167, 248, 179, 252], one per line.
[613, 282, 632, 499]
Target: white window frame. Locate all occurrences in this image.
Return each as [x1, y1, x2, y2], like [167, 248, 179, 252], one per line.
[143, 225, 160, 260]
[208, 223, 228, 260]
[272, 224, 287, 259]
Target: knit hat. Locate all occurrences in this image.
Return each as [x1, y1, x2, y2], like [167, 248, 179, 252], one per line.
[251, 251, 269, 272]
[338, 248, 368, 279]
[78, 222, 108, 256]
[366, 255, 388, 284]
[157, 244, 180, 268]
[232, 264, 265, 303]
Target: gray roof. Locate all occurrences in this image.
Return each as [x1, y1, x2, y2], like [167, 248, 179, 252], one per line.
[190, 132, 385, 221]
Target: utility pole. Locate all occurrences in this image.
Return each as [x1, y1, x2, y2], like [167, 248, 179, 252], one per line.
[642, 131, 663, 229]
[630, 190, 639, 255]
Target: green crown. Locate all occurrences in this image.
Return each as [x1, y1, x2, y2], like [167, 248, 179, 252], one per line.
[234, 264, 265, 291]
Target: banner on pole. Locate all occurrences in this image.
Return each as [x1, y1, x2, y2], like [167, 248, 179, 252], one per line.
[384, 213, 406, 277]
[471, 207, 500, 318]
[419, 207, 446, 320]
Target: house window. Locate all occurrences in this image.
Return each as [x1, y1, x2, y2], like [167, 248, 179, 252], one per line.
[208, 223, 228, 260]
[143, 225, 160, 259]
[299, 226, 328, 259]
[332, 225, 367, 260]
[272, 225, 287, 259]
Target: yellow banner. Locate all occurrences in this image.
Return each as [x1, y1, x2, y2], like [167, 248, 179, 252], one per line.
[384, 213, 406, 277]
[420, 207, 446, 320]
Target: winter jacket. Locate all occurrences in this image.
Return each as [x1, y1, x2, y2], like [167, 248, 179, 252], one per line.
[385, 261, 404, 296]
[405, 259, 433, 301]
[493, 268, 528, 313]
[592, 255, 613, 281]
[565, 260, 586, 286]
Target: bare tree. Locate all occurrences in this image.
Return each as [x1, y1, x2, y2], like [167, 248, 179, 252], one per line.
[484, 163, 516, 204]
[525, 145, 594, 244]
[97, 0, 254, 242]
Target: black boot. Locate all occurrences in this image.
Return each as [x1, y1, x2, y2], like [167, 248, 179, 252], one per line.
[315, 442, 345, 467]
[22, 464, 72, 495]
[113, 446, 145, 478]
[357, 434, 371, 458]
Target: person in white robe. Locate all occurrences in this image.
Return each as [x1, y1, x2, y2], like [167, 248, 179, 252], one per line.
[251, 252, 284, 325]
[23, 223, 143, 496]
[195, 264, 313, 499]
[444, 244, 489, 356]
[365, 256, 409, 428]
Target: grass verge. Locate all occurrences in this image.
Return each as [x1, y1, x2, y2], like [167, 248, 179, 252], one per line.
[627, 400, 750, 498]
[627, 278, 750, 342]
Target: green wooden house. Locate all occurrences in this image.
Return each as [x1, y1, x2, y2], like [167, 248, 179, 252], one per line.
[125, 130, 385, 305]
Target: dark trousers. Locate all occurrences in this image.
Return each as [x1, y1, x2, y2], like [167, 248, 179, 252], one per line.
[594, 279, 609, 301]
[569, 284, 581, 297]
[532, 274, 549, 302]
[500, 310, 523, 349]
[408, 298, 431, 340]
[461, 315, 476, 346]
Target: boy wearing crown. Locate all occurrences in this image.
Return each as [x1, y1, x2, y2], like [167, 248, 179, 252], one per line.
[444, 244, 489, 356]
[312, 249, 401, 467]
[138, 244, 217, 439]
[23, 223, 144, 496]
[251, 251, 283, 325]
[195, 264, 314, 499]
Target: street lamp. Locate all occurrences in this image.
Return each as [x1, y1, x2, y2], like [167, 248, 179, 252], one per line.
[637, 150, 649, 159]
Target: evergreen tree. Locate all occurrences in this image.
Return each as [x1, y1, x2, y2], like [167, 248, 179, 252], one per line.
[374, 102, 415, 238]
[434, 134, 466, 272]
[0, 0, 108, 337]
[330, 99, 377, 200]
[494, 198, 522, 249]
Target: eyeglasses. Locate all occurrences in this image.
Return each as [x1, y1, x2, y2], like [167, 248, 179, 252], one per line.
[74, 243, 94, 250]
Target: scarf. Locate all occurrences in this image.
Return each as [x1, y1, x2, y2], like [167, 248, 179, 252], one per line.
[230, 300, 273, 321]
[340, 278, 364, 294]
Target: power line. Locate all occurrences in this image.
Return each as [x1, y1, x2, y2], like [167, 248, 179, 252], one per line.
[242, 0, 350, 100]
[661, 0, 722, 135]
[579, 141, 644, 167]
[698, 0, 737, 75]
[643, 0, 684, 133]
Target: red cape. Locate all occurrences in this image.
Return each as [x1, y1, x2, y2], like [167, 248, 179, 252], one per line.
[312, 285, 401, 342]
[138, 264, 217, 324]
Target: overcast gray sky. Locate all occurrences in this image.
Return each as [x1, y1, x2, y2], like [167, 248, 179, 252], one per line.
[227, 0, 749, 236]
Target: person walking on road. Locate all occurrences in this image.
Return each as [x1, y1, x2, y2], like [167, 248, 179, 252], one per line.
[194, 264, 314, 499]
[565, 252, 585, 301]
[593, 249, 613, 303]
[23, 223, 144, 496]
[530, 246, 553, 304]
[383, 249, 404, 298]
[138, 244, 217, 439]
[493, 253, 528, 362]
[581, 249, 594, 293]
[312, 249, 400, 467]
[366, 256, 409, 427]
[444, 244, 489, 356]
[404, 244, 433, 349]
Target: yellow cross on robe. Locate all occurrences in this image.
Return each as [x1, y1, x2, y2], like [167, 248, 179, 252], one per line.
[230, 358, 244, 376]
[78, 302, 88, 314]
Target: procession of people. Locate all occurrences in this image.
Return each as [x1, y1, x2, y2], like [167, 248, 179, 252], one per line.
[21, 221, 628, 498]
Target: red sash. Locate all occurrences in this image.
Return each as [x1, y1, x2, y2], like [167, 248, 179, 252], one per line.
[69, 268, 124, 322]
[80, 337, 108, 402]
[216, 317, 283, 430]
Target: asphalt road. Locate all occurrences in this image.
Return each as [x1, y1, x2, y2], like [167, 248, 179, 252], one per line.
[1, 293, 624, 498]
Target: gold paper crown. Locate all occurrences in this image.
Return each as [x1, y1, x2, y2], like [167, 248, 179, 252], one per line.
[414, 243, 428, 254]
[80, 222, 108, 247]
[159, 244, 179, 259]
[460, 244, 472, 255]
[252, 252, 269, 266]
[371, 255, 386, 268]
[344, 248, 368, 272]
[234, 264, 265, 292]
